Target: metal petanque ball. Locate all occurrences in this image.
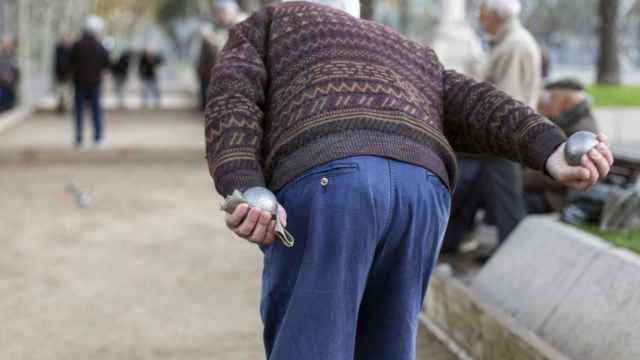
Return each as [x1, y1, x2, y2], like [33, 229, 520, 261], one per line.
[221, 186, 295, 247]
[243, 187, 278, 216]
[564, 131, 599, 166]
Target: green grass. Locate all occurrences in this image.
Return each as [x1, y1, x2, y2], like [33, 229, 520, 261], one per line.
[578, 224, 640, 255]
[587, 85, 640, 107]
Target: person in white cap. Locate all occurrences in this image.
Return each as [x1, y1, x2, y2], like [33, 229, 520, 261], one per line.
[69, 15, 110, 148]
[443, 0, 543, 259]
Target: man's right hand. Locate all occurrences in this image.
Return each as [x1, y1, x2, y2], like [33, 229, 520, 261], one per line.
[225, 203, 287, 247]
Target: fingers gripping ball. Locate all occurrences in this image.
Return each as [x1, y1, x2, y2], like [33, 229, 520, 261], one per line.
[221, 187, 295, 247]
[565, 131, 599, 166]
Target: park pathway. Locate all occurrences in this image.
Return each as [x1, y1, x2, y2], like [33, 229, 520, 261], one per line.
[0, 109, 456, 359]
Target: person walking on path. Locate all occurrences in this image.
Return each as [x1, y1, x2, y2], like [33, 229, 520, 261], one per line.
[111, 49, 132, 109]
[443, 0, 543, 257]
[0, 36, 20, 112]
[53, 33, 74, 114]
[138, 47, 164, 109]
[205, 1, 613, 359]
[69, 16, 110, 148]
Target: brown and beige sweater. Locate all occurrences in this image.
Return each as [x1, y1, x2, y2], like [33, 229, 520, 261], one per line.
[205, 2, 566, 196]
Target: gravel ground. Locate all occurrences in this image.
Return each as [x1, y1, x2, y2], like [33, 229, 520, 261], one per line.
[0, 163, 455, 360]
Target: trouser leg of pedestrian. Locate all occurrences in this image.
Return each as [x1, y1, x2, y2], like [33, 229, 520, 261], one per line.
[262, 156, 450, 360]
[114, 79, 125, 108]
[442, 158, 483, 253]
[0, 87, 6, 112]
[479, 158, 526, 243]
[88, 87, 103, 144]
[200, 77, 209, 111]
[151, 79, 161, 108]
[73, 86, 86, 146]
[142, 80, 150, 108]
[56, 82, 67, 113]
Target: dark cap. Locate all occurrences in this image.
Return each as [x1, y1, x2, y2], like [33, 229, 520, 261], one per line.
[545, 78, 585, 91]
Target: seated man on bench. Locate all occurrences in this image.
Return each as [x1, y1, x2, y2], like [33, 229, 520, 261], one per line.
[524, 79, 599, 214]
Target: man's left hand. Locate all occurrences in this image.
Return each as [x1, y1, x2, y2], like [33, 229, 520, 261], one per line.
[545, 133, 614, 191]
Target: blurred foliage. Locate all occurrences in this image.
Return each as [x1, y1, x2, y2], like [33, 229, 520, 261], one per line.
[587, 85, 640, 107]
[578, 224, 640, 254]
[157, 0, 211, 25]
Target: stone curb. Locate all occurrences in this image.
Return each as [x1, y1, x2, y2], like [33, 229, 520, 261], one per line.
[472, 216, 640, 360]
[422, 267, 572, 360]
[0, 147, 205, 166]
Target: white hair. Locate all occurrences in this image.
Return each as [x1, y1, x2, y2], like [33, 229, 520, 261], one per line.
[213, 0, 240, 15]
[283, 0, 360, 18]
[85, 15, 105, 34]
[482, 0, 522, 19]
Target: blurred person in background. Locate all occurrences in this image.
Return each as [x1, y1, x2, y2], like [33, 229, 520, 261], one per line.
[111, 49, 132, 109]
[138, 47, 164, 109]
[443, 0, 542, 259]
[206, 0, 613, 358]
[53, 33, 74, 114]
[0, 35, 20, 112]
[211, 0, 248, 48]
[524, 79, 599, 214]
[69, 15, 111, 148]
[541, 47, 551, 80]
[431, 0, 484, 79]
[197, 25, 218, 112]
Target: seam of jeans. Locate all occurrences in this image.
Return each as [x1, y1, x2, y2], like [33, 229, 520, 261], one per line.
[378, 159, 394, 243]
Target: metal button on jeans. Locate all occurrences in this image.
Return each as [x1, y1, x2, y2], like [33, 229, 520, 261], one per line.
[320, 177, 329, 187]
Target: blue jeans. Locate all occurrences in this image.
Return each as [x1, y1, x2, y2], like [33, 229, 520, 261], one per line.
[262, 156, 451, 360]
[74, 85, 103, 145]
[141, 79, 161, 108]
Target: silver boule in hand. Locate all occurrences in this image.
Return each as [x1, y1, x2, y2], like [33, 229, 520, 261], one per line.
[564, 131, 599, 166]
[221, 187, 295, 247]
[243, 187, 279, 214]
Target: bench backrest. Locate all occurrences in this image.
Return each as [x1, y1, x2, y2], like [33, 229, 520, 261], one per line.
[605, 146, 640, 188]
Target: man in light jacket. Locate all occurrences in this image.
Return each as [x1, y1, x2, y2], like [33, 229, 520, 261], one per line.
[443, 0, 543, 258]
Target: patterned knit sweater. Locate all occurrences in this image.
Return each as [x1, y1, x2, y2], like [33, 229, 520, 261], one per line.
[205, 2, 566, 196]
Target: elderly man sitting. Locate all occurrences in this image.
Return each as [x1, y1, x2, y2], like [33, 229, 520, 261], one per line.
[525, 79, 599, 214]
[204, 0, 613, 358]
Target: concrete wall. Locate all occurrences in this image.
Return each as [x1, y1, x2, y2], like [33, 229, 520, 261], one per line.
[423, 268, 570, 360]
[594, 108, 640, 146]
[472, 216, 640, 360]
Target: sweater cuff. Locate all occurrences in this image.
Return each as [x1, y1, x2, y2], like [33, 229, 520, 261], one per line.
[215, 170, 266, 197]
[526, 126, 567, 172]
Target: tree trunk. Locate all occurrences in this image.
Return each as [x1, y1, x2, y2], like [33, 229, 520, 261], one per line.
[360, 0, 375, 20]
[597, 0, 621, 84]
[399, 0, 409, 34]
[0, 1, 6, 36]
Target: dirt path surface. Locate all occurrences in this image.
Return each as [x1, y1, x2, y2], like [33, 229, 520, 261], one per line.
[1, 108, 456, 359]
[0, 163, 455, 360]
